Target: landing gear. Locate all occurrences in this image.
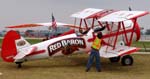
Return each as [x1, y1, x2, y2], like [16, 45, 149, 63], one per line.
[109, 56, 120, 63]
[121, 55, 133, 66]
[15, 62, 23, 68]
[109, 55, 134, 66]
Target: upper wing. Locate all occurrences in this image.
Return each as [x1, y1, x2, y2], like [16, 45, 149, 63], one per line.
[98, 11, 149, 22]
[99, 45, 139, 58]
[71, 8, 103, 19]
[71, 8, 149, 22]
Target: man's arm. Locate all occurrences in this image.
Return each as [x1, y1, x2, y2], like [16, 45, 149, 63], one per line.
[101, 40, 113, 47]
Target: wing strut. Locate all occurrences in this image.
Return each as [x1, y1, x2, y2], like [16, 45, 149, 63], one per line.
[113, 22, 121, 49]
[122, 21, 129, 45]
[129, 18, 137, 46]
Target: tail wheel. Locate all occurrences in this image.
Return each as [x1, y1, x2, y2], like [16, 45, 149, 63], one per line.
[121, 55, 133, 66]
[15, 62, 23, 68]
[109, 56, 120, 63]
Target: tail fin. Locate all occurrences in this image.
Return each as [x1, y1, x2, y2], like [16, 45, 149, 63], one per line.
[1, 30, 30, 62]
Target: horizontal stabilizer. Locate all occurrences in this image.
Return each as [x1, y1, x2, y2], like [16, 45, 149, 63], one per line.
[14, 46, 37, 60]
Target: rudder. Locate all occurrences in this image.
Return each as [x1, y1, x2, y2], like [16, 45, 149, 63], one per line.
[1, 30, 21, 62]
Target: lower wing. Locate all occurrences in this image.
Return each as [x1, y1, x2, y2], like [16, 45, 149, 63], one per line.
[99, 45, 139, 58]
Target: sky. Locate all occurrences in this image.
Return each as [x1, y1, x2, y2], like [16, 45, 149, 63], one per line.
[0, 0, 150, 31]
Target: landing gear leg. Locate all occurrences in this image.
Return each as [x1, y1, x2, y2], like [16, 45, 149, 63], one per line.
[15, 62, 23, 68]
[109, 56, 120, 63]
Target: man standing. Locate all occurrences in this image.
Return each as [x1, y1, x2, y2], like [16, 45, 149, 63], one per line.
[86, 32, 103, 72]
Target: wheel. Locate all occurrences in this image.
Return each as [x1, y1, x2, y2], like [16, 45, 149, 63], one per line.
[121, 55, 133, 66]
[109, 56, 120, 63]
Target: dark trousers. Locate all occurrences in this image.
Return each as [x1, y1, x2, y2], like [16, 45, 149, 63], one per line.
[86, 49, 101, 71]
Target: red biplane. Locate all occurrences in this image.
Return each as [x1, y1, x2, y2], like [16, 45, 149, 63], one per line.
[1, 8, 149, 68]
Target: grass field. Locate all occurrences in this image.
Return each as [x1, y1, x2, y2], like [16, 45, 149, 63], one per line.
[0, 54, 150, 79]
[132, 41, 150, 48]
[0, 38, 150, 79]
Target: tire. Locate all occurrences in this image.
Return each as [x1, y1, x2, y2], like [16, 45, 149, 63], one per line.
[121, 55, 133, 66]
[109, 56, 120, 63]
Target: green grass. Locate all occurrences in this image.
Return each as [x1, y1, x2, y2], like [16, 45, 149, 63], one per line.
[0, 38, 150, 79]
[0, 54, 150, 79]
[131, 41, 150, 48]
[131, 41, 150, 52]
[26, 39, 42, 44]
